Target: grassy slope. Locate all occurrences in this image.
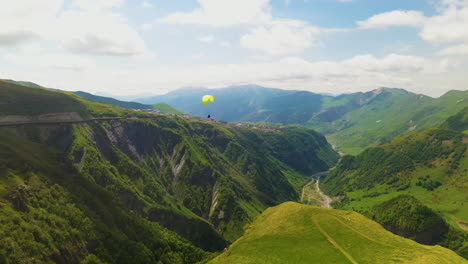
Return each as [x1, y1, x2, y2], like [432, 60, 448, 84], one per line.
[324, 89, 433, 155]
[321, 128, 468, 257]
[322, 129, 467, 225]
[411, 91, 468, 131]
[0, 80, 150, 119]
[0, 130, 209, 264]
[442, 106, 468, 132]
[1, 79, 43, 88]
[153, 103, 186, 114]
[209, 202, 466, 264]
[0, 80, 89, 117]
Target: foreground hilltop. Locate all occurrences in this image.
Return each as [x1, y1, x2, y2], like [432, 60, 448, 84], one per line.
[210, 202, 467, 264]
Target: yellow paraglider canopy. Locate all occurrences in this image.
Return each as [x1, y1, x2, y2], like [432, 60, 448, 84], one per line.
[202, 95, 215, 106]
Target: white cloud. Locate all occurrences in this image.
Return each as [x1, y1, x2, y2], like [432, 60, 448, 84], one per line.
[72, 0, 124, 11]
[241, 20, 319, 55]
[358, 1, 468, 56]
[438, 44, 468, 55]
[342, 54, 445, 74]
[0, 0, 149, 57]
[55, 10, 151, 57]
[199, 35, 214, 42]
[4, 52, 97, 71]
[420, 2, 468, 44]
[0, 32, 37, 46]
[158, 0, 272, 26]
[155, 0, 319, 56]
[141, 23, 153, 31]
[357, 10, 425, 28]
[0, 0, 62, 46]
[220, 41, 231, 47]
[141, 1, 153, 8]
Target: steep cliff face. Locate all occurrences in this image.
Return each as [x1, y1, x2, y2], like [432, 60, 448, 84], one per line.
[6, 116, 339, 246]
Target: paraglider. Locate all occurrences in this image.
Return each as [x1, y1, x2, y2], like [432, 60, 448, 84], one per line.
[202, 95, 215, 121]
[202, 95, 215, 106]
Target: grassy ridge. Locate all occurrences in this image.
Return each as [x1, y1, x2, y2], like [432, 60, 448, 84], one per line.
[209, 202, 466, 264]
[0, 80, 89, 117]
[0, 81, 150, 119]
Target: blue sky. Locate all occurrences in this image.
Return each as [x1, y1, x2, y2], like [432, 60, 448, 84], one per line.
[1, 0, 467, 97]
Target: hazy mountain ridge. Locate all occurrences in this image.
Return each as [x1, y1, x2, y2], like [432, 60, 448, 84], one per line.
[137, 85, 468, 154]
[136, 85, 295, 121]
[72, 91, 153, 110]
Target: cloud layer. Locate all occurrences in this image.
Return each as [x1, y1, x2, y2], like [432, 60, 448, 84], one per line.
[358, 0, 468, 56]
[1, 0, 466, 99]
[0, 0, 149, 57]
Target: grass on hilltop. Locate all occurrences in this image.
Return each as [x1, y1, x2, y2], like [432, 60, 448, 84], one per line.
[209, 202, 466, 264]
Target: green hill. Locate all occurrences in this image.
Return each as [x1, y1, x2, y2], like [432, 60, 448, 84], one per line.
[0, 81, 150, 123]
[152, 103, 186, 114]
[73, 91, 153, 110]
[321, 129, 467, 221]
[0, 83, 339, 262]
[1, 79, 155, 111]
[369, 195, 467, 257]
[209, 202, 467, 264]
[321, 128, 468, 257]
[1, 79, 43, 88]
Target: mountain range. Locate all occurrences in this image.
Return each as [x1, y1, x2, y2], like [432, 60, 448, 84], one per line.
[134, 85, 468, 155]
[0, 79, 466, 263]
